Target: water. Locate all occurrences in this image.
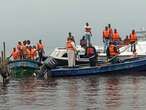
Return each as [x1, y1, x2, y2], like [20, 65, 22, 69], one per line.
[1, 73, 146, 110]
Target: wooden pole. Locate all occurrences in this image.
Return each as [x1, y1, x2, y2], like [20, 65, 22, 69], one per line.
[1, 51, 3, 63]
[3, 42, 6, 60]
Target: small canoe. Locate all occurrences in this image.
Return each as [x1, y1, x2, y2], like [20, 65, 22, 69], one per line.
[45, 57, 146, 77]
[8, 59, 41, 77]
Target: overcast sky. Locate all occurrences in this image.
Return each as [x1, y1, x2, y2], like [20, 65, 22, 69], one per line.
[0, 0, 145, 54]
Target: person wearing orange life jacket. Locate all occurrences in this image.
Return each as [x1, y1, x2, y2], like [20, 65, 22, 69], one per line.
[106, 42, 120, 63]
[129, 29, 137, 52]
[26, 46, 36, 60]
[85, 43, 97, 66]
[123, 35, 130, 45]
[26, 46, 32, 59]
[112, 29, 121, 46]
[22, 40, 27, 59]
[17, 41, 23, 59]
[84, 22, 92, 46]
[10, 48, 19, 60]
[32, 45, 37, 59]
[108, 24, 113, 40]
[103, 26, 110, 53]
[66, 36, 77, 67]
[37, 40, 45, 62]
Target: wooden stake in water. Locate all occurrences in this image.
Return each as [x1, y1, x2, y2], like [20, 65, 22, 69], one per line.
[3, 42, 6, 60]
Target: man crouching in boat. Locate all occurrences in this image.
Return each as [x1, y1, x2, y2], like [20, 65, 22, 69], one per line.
[107, 42, 120, 63]
[66, 35, 77, 67]
[85, 43, 97, 66]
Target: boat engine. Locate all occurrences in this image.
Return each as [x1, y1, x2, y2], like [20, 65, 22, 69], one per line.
[37, 56, 58, 79]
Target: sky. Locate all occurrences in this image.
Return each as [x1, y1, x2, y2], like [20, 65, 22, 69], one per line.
[0, 0, 145, 55]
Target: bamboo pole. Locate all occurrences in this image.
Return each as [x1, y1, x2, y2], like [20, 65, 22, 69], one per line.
[1, 51, 3, 63]
[3, 42, 6, 60]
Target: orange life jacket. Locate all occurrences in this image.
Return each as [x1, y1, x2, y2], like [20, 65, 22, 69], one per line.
[66, 40, 75, 50]
[103, 30, 110, 39]
[17, 44, 22, 50]
[22, 45, 27, 55]
[31, 48, 37, 59]
[37, 43, 44, 50]
[130, 33, 137, 43]
[26, 49, 30, 59]
[87, 47, 94, 57]
[108, 28, 113, 36]
[11, 50, 19, 60]
[109, 44, 118, 56]
[112, 32, 120, 41]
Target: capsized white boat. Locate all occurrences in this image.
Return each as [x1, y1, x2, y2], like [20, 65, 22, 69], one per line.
[49, 30, 146, 65]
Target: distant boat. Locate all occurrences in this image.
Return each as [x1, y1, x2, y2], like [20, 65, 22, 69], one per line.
[8, 59, 41, 77]
[43, 57, 146, 77]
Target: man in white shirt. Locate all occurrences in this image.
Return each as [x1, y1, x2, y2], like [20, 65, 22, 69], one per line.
[84, 22, 92, 46]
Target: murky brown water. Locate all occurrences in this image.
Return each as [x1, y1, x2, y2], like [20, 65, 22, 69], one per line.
[1, 73, 146, 110]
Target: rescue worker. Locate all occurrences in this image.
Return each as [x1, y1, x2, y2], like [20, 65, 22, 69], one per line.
[26, 46, 36, 60]
[17, 41, 23, 59]
[112, 29, 121, 46]
[66, 36, 76, 67]
[123, 35, 130, 45]
[26, 40, 31, 48]
[68, 32, 75, 43]
[129, 30, 137, 52]
[84, 22, 92, 46]
[37, 40, 45, 62]
[103, 26, 110, 53]
[26, 46, 32, 59]
[10, 48, 19, 60]
[108, 24, 113, 40]
[32, 45, 37, 59]
[107, 42, 120, 63]
[80, 36, 87, 48]
[22, 40, 27, 59]
[85, 43, 97, 66]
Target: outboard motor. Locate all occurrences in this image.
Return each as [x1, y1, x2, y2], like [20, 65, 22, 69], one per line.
[37, 56, 58, 79]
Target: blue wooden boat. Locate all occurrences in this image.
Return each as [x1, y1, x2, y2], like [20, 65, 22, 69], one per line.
[8, 59, 41, 77]
[44, 57, 146, 77]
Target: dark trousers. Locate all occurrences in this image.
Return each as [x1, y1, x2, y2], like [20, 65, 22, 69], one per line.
[131, 43, 136, 52]
[38, 51, 43, 62]
[89, 56, 97, 66]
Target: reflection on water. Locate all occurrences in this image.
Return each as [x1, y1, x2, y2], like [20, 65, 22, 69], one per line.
[1, 73, 146, 110]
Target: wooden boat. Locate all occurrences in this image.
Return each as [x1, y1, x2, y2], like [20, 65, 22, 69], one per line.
[8, 59, 41, 77]
[40, 57, 146, 77]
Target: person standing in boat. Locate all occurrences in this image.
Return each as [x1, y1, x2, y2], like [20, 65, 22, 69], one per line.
[84, 22, 92, 46]
[123, 35, 130, 45]
[66, 36, 77, 67]
[22, 40, 27, 59]
[80, 36, 87, 48]
[17, 41, 23, 59]
[68, 32, 75, 44]
[10, 48, 19, 60]
[37, 40, 45, 63]
[103, 26, 110, 53]
[108, 24, 113, 41]
[85, 43, 97, 66]
[129, 29, 137, 52]
[112, 29, 121, 46]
